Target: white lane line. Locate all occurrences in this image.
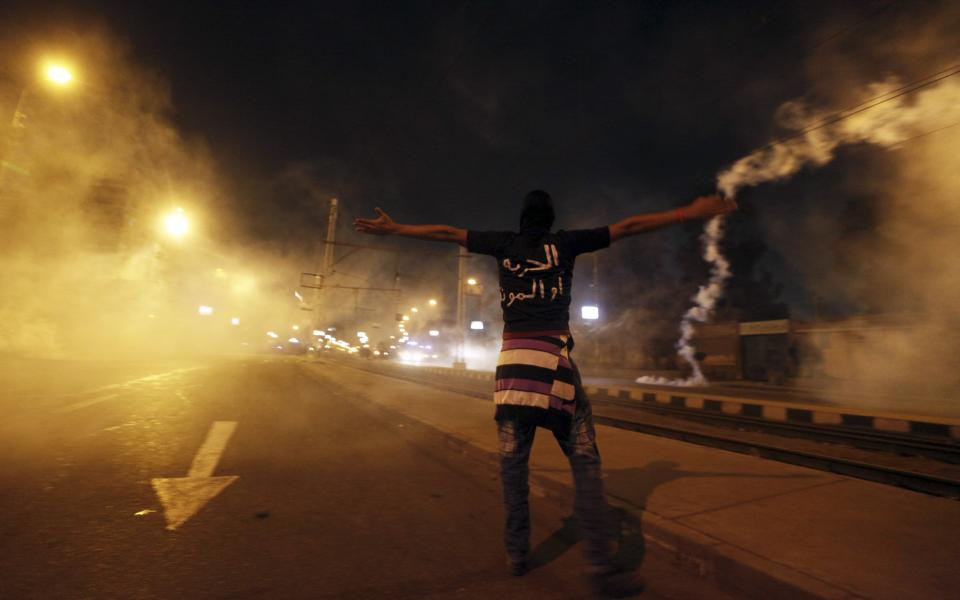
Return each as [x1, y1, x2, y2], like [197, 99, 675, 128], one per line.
[187, 421, 238, 478]
[151, 420, 239, 531]
[57, 367, 204, 412]
[81, 366, 204, 394]
[58, 393, 122, 412]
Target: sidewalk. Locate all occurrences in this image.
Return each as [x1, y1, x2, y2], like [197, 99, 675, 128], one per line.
[309, 360, 960, 600]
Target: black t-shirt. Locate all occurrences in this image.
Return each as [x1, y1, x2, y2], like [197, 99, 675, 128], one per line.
[467, 227, 611, 333]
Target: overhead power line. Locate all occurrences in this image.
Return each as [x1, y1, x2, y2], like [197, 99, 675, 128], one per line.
[807, 1, 898, 51]
[751, 62, 960, 155]
[319, 239, 455, 257]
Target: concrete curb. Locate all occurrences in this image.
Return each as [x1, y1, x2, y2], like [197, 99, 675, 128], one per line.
[586, 384, 960, 441]
[418, 364, 960, 441]
[521, 463, 860, 599]
[636, 511, 859, 600]
[318, 361, 863, 600]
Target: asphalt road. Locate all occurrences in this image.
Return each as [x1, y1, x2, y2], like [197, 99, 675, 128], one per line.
[1, 357, 730, 599]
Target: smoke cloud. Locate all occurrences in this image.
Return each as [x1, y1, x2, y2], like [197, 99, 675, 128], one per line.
[641, 63, 960, 388]
[0, 31, 309, 360]
[717, 70, 960, 198]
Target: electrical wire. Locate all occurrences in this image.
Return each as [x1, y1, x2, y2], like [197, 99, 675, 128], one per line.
[681, 2, 902, 124]
[807, 1, 898, 51]
[749, 62, 960, 155]
[891, 120, 959, 145]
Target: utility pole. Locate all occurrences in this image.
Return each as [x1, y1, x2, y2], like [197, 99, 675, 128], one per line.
[454, 244, 468, 369]
[323, 197, 339, 276]
[310, 198, 339, 320]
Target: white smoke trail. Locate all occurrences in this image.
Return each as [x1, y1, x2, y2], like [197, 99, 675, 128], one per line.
[638, 216, 730, 386]
[638, 72, 960, 387]
[718, 72, 960, 197]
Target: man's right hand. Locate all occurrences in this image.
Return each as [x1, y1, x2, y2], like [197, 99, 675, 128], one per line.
[686, 194, 737, 219]
[354, 208, 397, 236]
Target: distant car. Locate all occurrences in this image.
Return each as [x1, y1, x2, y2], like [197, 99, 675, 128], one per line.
[271, 344, 306, 355]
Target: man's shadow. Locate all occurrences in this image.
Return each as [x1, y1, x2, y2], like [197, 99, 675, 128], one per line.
[527, 459, 814, 573]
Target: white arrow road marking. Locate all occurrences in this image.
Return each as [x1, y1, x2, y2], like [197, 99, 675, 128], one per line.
[186, 421, 237, 478]
[151, 421, 238, 531]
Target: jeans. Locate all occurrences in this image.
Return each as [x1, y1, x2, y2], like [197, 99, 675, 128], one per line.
[497, 366, 612, 568]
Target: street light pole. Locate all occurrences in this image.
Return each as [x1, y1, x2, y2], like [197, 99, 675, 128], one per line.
[8, 87, 29, 129]
[2, 63, 74, 193]
[0, 87, 30, 193]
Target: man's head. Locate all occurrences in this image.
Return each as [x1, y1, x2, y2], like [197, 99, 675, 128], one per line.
[519, 189, 555, 232]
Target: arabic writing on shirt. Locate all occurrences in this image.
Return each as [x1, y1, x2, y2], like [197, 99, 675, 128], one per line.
[500, 244, 565, 306]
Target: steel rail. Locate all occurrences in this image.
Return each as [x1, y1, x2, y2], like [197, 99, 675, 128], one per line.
[322, 359, 960, 499]
[592, 392, 960, 465]
[590, 412, 960, 499]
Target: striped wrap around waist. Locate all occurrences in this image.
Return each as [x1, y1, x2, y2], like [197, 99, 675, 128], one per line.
[494, 330, 576, 416]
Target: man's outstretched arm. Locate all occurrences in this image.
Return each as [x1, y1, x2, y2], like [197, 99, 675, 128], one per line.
[354, 208, 467, 246]
[608, 194, 737, 242]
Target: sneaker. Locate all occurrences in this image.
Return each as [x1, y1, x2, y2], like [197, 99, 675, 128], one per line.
[587, 567, 645, 599]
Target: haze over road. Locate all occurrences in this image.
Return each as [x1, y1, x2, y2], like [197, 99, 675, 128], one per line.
[1, 357, 727, 599]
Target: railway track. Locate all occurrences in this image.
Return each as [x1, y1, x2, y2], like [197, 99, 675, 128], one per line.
[321, 358, 960, 499]
[594, 391, 960, 465]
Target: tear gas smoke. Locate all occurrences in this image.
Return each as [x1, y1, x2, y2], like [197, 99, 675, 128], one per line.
[640, 68, 960, 387]
[638, 216, 730, 386]
[717, 68, 960, 198]
[0, 32, 309, 360]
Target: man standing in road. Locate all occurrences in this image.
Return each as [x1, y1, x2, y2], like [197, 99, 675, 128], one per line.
[355, 190, 735, 598]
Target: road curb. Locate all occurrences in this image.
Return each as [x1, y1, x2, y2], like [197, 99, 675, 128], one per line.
[585, 384, 960, 442]
[418, 364, 960, 441]
[522, 464, 859, 600]
[314, 361, 862, 599]
[637, 511, 858, 600]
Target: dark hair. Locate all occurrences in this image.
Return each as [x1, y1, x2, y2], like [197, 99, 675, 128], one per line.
[519, 189, 555, 232]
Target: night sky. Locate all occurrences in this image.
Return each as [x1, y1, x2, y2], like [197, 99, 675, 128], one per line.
[1, 0, 955, 320]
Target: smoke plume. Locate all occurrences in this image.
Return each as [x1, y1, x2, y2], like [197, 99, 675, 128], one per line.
[718, 69, 960, 198]
[0, 32, 310, 359]
[640, 67, 960, 387]
[637, 216, 730, 386]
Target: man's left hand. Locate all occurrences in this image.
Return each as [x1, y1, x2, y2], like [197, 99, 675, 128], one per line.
[687, 194, 737, 219]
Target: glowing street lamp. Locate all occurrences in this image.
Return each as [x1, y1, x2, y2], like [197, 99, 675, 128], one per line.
[470, 320, 484, 330]
[581, 305, 600, 320]
[231, 317, 240, 325]
[5, 61, 77, 144]
[198, 305, 214, 316]
[163, 207, 189, 238]
[466, 277, 477, 286]
[428, 298, 438, 306]
[45, 64, 73, 86]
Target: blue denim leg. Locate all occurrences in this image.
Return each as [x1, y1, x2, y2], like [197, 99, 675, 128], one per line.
[497, 418, 536, 563]
[553, 368, 614, 569]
